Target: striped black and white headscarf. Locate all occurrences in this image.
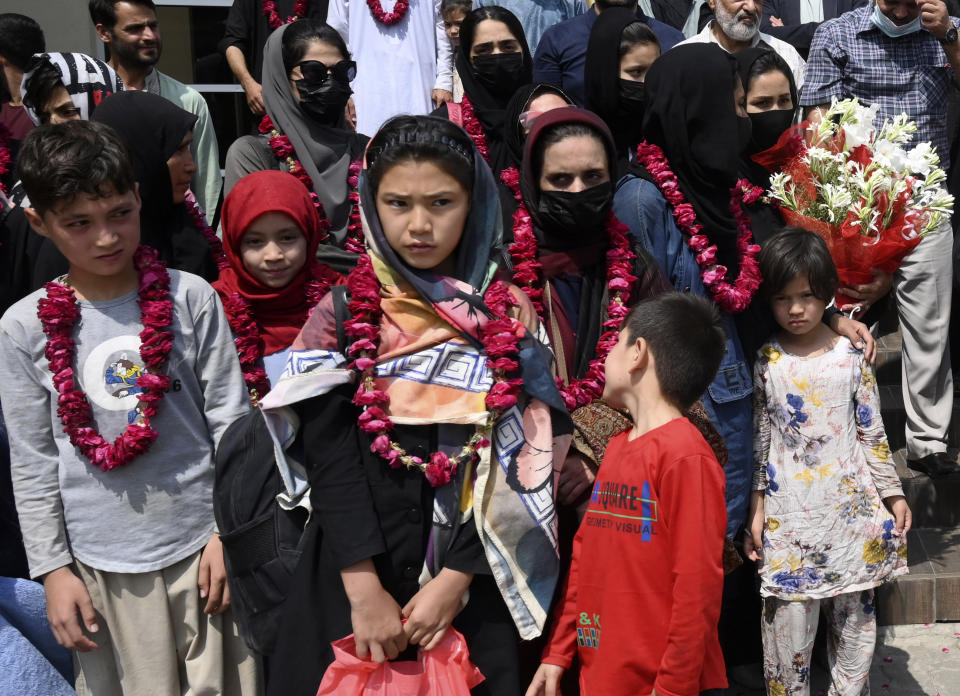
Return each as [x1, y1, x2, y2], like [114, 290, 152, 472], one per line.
[20, 52, 124, 125]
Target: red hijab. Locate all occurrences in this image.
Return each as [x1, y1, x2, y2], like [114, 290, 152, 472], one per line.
[214, 170, 325, 354]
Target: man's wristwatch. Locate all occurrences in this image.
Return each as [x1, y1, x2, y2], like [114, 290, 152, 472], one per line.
[939, 26, 958, 44]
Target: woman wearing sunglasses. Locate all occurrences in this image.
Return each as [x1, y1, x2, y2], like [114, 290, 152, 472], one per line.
[225, 19, 369, 255]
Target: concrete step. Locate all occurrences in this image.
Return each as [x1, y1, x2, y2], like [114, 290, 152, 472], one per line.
[894, 449, 960, 529]
[878, 527, 960, 625]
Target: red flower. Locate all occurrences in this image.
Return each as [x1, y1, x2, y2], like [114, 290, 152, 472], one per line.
[366, 0, 410, 25]
[262, 0, 309, 30]
[38, 247, 175, 471]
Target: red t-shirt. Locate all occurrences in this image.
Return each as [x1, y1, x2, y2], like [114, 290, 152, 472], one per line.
[543, 418, 728, 696]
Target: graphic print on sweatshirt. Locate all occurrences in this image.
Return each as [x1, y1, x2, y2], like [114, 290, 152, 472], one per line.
[82, 335, 148, 424]
[586, 479, 657, 540]
[577, 611, 602, 649]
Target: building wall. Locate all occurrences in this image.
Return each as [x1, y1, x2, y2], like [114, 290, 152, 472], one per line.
[4, 2, 100, 58]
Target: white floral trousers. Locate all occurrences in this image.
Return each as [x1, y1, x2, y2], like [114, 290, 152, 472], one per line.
[761, 590, 875, 696]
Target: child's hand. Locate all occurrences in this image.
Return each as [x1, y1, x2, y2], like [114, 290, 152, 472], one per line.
[558, 453, 597, 506]
[525, 663, 565, 696]
[342, 559, 407, 662]
[198, 534, 231, 615]
[402, 568, 473, 650]
[885, 495, 913, 536]
[351, 586, 407, 662]
[43, 565, 99, 651]
[743, 490, 765, 562]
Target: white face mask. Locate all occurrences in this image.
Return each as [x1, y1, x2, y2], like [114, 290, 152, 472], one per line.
[871, 3, 922, 37]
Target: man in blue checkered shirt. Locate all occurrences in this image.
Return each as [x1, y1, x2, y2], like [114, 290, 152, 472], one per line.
[802, 0, 960, 477]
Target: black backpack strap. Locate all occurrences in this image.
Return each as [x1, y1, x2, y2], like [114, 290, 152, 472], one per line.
[332, 284, 350, 356]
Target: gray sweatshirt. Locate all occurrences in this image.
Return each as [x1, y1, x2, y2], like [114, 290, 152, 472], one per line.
[0, 271, 250, 578]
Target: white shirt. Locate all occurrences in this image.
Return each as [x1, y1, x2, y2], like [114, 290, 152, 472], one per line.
[328, 0, 453, 135]
[676, 21, 807, 91]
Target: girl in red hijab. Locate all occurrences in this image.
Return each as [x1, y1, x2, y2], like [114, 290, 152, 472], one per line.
[213, 170, 340, 401]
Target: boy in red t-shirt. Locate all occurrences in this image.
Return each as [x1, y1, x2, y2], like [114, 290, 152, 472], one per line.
[527, 293, 730, 696]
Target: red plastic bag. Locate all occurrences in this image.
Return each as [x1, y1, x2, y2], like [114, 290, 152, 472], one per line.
[316, 628, 485, 696]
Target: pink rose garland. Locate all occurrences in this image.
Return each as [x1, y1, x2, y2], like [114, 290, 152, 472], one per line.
[344, 254, 522, 486]
[37, 246, 174, 471]
[366, 0, 410, 26]
[258, 116, 365, 251]
[635, 141, 762, 314]
[459, 96, 490, 164]
[262, 0, 309, 29]
[0, 124, 11, 197]
[221, 264, 340, 404]
[184, 189, 229, 271]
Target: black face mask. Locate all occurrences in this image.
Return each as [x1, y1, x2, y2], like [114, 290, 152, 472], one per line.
[537, 182, 614, 239]
[295, 77, 352, 123]
[618, 79, 646, 117]
[737, 115, 753, 153]
[746, 108, 794, 155]
[472, 53, 525, 99]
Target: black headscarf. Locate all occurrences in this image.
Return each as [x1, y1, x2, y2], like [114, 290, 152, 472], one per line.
[92, 91, 216, 279]
[503, 83, 573, 170]
[584, 8, 649, 161]
[455, 6, 533, 175]
[735, 47, 798, 187]
[637, 43, 744, 273]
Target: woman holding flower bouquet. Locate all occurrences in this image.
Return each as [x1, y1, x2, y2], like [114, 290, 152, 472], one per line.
[614, 44, 876, 540]
[260, 115, 572, 696]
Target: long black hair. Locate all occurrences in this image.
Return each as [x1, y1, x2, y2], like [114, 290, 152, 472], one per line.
[365, 115, 475, 198]
[280, 18, 351, 75]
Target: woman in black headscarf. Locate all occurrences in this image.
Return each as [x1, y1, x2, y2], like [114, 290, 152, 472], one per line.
[502, 83, 572, 172]
[613, 41, 875, 559]
[436, 6, 532, 178]
[496, 83, 573, 237]
[225, 19, 368, 256]
[584, 8, 661, 174]
[736, 47, 798, 191]
[508, 107, 667, 507]
[92, 91, 217, 280]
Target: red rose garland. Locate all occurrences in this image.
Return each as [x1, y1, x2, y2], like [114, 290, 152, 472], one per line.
[460, 96, 490, 165]
[0, 125, 11, 197]
[501, 166, 637, 412]
[38, 246, 174, 471]
[258, 115, 365, 251]
[262, 0, 309, 29]
[220, 263, 340, 403]
[344, 254, 523, 486]
[184, 190, 228, 271]
[635, 142, 762, 314]
[366, 0, 410, 26]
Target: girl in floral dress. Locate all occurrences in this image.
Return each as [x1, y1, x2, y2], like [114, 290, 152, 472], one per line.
[745, 228, 910, 696]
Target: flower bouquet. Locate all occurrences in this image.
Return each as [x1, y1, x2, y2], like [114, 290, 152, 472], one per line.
[766, 98, 954, 311]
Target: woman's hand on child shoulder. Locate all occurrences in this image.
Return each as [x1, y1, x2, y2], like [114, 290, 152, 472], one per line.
[199, 534, 231, 615]
[43, 565, 100, 652]
[402, 568, 473, 651]
[828, 313, 877, 364]
[884, 495, 913, 536]
[526, 663, 565, 696]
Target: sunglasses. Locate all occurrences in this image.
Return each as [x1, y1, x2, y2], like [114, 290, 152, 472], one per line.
[296, 59, 357, 84]
[518, 109, 547, 131]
